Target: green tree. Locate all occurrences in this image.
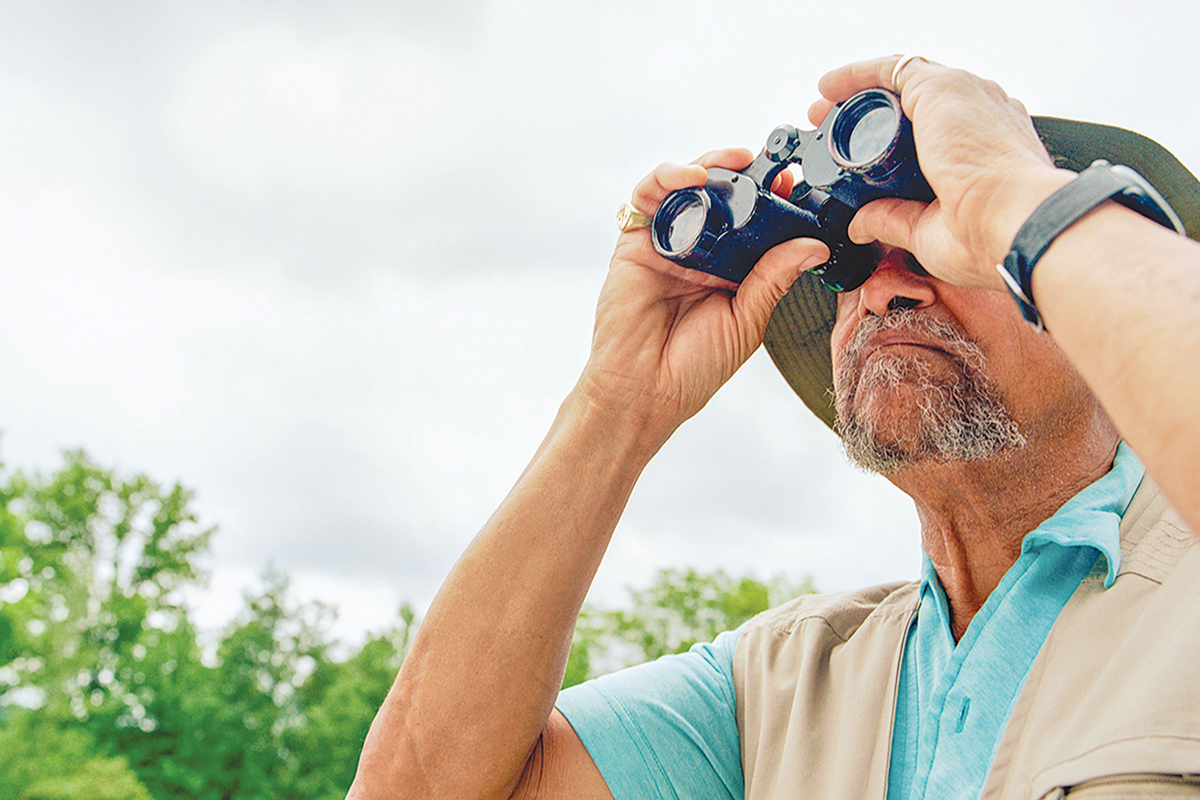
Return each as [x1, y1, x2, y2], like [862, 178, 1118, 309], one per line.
[0, 448, 430, 800]
[0, 450, 212, 799]
[0, 450, 213, 721]
[564, 568, 815, 687]
[0, 708, 151, 800]
[0, 449, 438, 799]
[87, 616, 223, 799]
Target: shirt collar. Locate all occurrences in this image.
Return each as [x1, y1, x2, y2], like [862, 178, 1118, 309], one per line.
[921, 442, 1145, 593]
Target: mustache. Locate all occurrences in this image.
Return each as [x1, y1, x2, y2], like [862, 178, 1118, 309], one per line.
[839, 309, 987, 381]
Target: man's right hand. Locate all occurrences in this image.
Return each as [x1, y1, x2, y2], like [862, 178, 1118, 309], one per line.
[578, 148, 830, 441]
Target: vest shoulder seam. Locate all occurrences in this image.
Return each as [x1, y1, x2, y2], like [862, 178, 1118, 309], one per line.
[741, 581, 918, 641]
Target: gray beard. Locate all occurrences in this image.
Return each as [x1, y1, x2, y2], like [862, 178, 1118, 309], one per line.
[834, 310, 1026, 474]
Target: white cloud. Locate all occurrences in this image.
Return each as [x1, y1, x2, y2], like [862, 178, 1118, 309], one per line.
[168, 24, 469, 191]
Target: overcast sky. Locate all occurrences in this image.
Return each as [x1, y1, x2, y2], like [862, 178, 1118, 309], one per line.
[2, 0, 1197, 645]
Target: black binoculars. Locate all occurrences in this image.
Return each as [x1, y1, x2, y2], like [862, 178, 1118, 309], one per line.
[652, 89, 934, 291]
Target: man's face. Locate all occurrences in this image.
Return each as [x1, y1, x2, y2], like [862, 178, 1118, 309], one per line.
[829, 247, 1085, 474]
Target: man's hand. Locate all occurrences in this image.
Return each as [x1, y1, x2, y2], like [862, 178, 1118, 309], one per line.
[580, 149, 829, 437]
[811, 55, 1075, 290]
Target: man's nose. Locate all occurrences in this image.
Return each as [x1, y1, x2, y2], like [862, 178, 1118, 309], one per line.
[858, 250, 937, 318]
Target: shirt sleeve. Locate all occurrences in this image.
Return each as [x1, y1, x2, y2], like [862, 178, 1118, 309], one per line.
[555, 628, 744, 800]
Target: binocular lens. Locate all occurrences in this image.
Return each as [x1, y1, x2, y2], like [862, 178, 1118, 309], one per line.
[668, 197, 706, 249]
[655, 190, 710, 255]
[846, 107, 897, 163]
[832, 92, 900, 166]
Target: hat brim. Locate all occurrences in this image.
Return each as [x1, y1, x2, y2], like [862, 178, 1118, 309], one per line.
[763, 117, 1200, 431]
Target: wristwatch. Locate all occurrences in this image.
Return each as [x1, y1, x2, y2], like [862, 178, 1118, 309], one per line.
[997, 159, 1186, 330]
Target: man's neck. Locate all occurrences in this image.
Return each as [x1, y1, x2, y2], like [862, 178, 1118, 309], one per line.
[888, 422, 1119, 641]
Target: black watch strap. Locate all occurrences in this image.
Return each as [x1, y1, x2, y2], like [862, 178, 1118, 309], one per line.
[997, 159, 1185, 330]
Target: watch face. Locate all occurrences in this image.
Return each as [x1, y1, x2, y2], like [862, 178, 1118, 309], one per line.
[1111, 163, 1187, 234]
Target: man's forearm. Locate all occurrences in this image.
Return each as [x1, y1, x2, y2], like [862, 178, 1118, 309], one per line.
[1033, 202, 1200, 532]
[348, 385, 670, 800]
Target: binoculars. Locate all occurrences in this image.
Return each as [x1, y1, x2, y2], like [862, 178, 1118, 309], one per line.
[652, 89, 934, 291]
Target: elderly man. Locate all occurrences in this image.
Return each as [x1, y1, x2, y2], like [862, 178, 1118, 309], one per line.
[347, 56, 1200, 800]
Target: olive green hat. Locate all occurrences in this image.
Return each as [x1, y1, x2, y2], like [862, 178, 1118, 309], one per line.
[762, 117, 1200, 430]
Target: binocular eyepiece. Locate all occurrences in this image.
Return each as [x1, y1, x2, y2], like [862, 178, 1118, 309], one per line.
[652, 89, 933, 292]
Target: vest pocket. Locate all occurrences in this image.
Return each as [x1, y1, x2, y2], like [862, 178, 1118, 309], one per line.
[1042, 772, 1200, 798]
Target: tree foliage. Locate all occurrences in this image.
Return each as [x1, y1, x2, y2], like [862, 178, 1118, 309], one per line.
[0, 450, 415, 800]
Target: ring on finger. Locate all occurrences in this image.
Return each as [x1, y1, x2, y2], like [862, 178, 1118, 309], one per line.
[616, 202, 652, 232]
[891, 54, 928, 90]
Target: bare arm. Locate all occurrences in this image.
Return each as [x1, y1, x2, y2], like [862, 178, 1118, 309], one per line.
[1030, 207, 1200, 531]
[825, 55, 1200, 534]
[346, 151, 828, 800]
[348, 385, 653, 800]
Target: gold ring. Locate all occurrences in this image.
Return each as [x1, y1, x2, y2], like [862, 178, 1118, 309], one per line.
[891, 54, 928, 90]
[616, 202, 652, 232]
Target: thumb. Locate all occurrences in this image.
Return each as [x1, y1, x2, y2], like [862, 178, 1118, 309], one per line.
[848, 197, 926, 250]
[735, 238, 831, 336]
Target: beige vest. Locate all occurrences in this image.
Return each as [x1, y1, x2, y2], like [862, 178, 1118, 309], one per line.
[734, 480, 1200, 799]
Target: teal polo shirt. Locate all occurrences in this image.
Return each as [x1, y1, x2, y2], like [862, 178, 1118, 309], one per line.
[557, 443, 1144, 800]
